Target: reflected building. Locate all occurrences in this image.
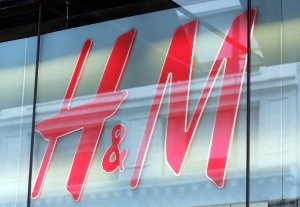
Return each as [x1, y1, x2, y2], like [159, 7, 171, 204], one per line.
[0, 0, 300, 207]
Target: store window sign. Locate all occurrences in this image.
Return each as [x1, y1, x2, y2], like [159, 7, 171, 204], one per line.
[32, 9, 257, 201]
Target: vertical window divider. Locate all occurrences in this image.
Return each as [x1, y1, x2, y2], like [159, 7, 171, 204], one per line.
[27, 3, 42, 207]
[246, 0, 252, 206]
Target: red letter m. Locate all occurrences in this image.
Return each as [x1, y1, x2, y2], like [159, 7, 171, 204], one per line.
[131, 9, 257, 188]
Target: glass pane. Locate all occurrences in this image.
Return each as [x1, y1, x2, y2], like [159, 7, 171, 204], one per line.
[269, 200, 298, 207]
[0, 38, 37, 206]
[32, 1, 249, 206]
[251, 0, 300, 204]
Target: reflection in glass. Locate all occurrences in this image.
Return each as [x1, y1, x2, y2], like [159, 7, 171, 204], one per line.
[251, 0, 300, 204]
[32, 1, 249, 206]
[0, 38, 36, 206]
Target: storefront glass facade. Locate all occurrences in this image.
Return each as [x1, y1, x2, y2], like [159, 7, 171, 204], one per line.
[0, 0, 300, 206]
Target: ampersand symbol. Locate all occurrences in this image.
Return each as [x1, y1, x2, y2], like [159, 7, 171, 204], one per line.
[102, 124, 128, 173]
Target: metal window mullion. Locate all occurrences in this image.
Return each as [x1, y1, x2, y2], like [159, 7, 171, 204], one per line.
[27, 3, 42, 207]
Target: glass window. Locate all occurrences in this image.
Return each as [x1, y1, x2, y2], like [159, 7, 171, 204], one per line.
[31, 1, 249, 206]
[0, 37, 37, 207]
[251, 0, 300, 204]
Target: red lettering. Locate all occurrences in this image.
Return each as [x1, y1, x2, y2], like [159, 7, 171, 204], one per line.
[102, 124, 128, 173]
[32, 9, 258, 201]
[32, 29, 136, 201]
[131, 9, 257, 189]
